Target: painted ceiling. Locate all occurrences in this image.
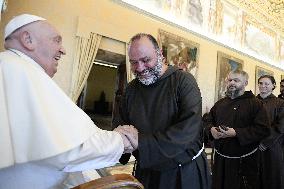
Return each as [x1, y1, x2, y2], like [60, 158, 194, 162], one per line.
[228, 0, 284, 34]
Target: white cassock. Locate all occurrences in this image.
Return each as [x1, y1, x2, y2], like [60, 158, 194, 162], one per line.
[0, 49, 124, 189]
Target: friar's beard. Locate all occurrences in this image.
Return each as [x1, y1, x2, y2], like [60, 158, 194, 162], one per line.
[134, 53, 163, 86]
[225, 86, 243, 99]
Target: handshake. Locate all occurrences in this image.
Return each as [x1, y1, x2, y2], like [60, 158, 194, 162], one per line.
[114, 125, 138, 154]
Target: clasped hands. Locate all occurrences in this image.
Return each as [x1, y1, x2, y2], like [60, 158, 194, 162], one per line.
[211, 125, 236, 139]
[114, 125, 138, 154]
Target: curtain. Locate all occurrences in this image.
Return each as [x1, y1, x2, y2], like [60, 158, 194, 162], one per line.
[71, 33, 102, 102]
[125, 43, 135, 82]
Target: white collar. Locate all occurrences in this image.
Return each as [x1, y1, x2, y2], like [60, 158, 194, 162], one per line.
[7, 48, 46, 73]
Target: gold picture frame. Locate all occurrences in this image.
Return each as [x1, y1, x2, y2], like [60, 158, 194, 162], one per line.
[215, 51, 243, 101]
[158, 29, 200, 79]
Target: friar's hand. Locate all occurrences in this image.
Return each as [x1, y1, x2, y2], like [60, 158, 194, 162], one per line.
[114, 125, 138, 153]
[219, 127, 236, 138]
[210, 127, 223, 139]
[116, 125, 138, 149]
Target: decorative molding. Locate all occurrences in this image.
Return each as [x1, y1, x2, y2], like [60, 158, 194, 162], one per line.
[113, 0, 284, 71]
[228, 0, 284, 35]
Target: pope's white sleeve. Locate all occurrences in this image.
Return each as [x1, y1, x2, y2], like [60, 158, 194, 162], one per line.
[42, 130, 124, 172]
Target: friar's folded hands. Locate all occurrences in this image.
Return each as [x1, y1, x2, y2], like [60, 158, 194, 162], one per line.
[114, 125, 138, 153]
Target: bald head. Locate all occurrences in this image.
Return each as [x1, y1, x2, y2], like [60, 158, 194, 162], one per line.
[5, 20, 66, 77]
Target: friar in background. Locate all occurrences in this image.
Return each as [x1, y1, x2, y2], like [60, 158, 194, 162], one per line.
[207, 70, 270, 189]
[256, 75, 284, 189]
[116, 33, 211, 189]
[278, 79, 284, 100]
[0, 14, 138, 189]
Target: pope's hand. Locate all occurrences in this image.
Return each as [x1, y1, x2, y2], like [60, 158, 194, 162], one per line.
[114, 125, 138, 153]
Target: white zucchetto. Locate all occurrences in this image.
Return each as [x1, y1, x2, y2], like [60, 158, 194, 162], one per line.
[4, 14, 46, 39]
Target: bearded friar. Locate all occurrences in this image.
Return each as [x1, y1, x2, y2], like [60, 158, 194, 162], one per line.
[128, 34, 166, 85]
[207, 69, 270, 189]
[225, 70, 248, 99]
[115, 33, 211, 189]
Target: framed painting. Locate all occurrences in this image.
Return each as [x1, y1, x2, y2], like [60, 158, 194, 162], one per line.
[158, 29, 199, 79]
[255, 66, 274, 95]
[215, 51, 243, 101]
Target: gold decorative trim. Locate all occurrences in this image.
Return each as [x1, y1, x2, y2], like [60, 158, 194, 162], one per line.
[228, 0, 284, 35]
[245, 14, 276, 38]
